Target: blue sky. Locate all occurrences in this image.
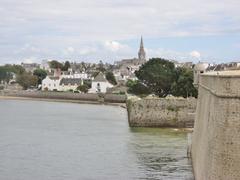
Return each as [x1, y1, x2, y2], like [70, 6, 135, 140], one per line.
[0, 0, 240, 64]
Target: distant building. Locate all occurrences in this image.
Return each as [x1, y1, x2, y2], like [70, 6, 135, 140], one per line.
[61, 72, 89, 79]
[114, 36, 147, 82]
[174, 61, 193, 69]
[42, 76, 61, 91]
[41, 68, 89, 92]
[21, 63, 40, 72]
[59, 78, 83, 91]
[89, 72, 113, 93]
[40, 60, 51, 72]
[115, 36, 146, 67]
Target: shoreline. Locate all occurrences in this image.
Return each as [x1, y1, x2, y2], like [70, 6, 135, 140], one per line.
[0, 95, 126, 108]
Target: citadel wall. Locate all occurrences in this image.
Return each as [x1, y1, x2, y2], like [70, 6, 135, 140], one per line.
[191, 71, 240, 180]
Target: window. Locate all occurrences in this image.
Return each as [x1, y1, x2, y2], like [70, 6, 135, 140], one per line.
[97, 83, 101, 92]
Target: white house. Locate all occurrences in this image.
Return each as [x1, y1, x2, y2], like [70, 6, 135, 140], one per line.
[42, 76, 61, 91]
[61, 72, 88, 79]
[89, 72, 113, 93]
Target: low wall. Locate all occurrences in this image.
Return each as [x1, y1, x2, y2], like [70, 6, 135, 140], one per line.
[1, 90, 127, 103]
[104, 94, 127, 103]
[191, 71, 240, 180]
[127, 97, 197, 128]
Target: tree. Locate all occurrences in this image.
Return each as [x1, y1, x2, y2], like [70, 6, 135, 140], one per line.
[62, 61, 71, 71]
[49, 60, 63, 69]
[4, 64, 25, 74]
[96, 60, 106, 72]
[126, 80, 151, 95]
[77, 84, 89, 93]
[135, 58, 176, 97]
[105, 71, 117, 85]
[33, 68, 47, 85]
[171, 67, 198, 98]
[0, 67, 12, 83]
[16, 73, 38, 89]
[0, 64, 25, 84]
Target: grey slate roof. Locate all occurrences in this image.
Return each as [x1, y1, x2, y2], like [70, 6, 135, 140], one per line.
[60, 78, 82, 85]
[49, 76, 60, 80]
[93, 72, 107, 82]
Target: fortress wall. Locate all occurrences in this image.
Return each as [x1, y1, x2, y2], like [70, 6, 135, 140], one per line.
[191, 72, 240, 180]
[127, 97, 197, 128]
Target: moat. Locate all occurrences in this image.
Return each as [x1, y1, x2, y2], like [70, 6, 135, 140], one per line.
[0, 100, 193, 180]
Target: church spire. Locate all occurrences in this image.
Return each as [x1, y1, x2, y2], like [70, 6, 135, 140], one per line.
[138, 36, 146, 61]
[140, 36, 144, 48]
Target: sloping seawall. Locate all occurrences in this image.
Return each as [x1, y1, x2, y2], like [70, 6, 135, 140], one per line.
[191, 71, 240, 180]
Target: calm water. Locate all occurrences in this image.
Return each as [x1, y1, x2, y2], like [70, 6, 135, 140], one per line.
[0, 100, 193, 180]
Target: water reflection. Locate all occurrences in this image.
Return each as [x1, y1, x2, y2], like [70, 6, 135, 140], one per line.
[0, 100, 193, 180]
[128, 128, 194, 180]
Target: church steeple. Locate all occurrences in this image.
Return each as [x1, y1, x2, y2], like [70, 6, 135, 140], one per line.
[138, 36, 146, 61]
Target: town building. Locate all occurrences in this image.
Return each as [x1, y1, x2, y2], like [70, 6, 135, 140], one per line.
[41, 68, 86, 92]
[89, 72, 113, 93]
[21, 63, 40, 72]
[40, 60, 51, 72]
[114, 36, 147, 82]
[42, 76, 61, 91]
[59, 78, 83, 91]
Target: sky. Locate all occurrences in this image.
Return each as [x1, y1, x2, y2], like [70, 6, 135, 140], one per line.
[0, 0, 240, 64]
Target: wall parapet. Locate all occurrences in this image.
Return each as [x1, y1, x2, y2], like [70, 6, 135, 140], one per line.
[199, 71, 240, 98]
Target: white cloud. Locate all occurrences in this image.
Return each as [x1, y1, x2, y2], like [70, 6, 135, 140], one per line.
[104, 41, 129, 52]
[0, 0, 239, 63]
[22, 57, 37, 63]
[190, 51, 201, 58]
[63, 46, 75, 55]
[79, 47, 97, 55]
[146, 48, 205, 62]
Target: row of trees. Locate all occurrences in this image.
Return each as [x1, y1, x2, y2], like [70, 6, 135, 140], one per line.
[49, 60, 71, 71]
[127, 58, 197, 98]
[0, 64, 48, 90]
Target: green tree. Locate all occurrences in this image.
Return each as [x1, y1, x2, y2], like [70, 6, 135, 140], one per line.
[4, 64, 25, 74]
[96, 60, 106, 72]
[0, 66, 12, 83]
[105, 71, 117, 85]
[62, 61, 71, 71]
[33, 68, 47, 85]
[171, 67, 198, 98]
[126, 80, 151, 95]
[16, 73, 38, 89]
[49, 60, 63, 69]
[77, 84, 89, 93]
[0, 64, 26, 83]
[135, 58, 176, 97]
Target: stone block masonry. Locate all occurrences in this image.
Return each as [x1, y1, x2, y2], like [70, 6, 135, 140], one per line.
[127, 96, 197, 128]
[191, 71, 240, 180]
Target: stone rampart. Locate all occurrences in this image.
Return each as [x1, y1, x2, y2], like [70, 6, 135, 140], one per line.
[191, 71, 240, 180]
[2, 90, 127, 103]
[127, 96, 197, 127]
